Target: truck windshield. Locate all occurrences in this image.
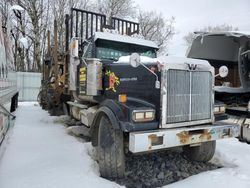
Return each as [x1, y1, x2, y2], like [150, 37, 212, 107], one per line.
[96, 40, 156, 61]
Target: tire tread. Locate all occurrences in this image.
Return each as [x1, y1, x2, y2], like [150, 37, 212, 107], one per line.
[98, 115, 125, 179]
[183, 141, 216, 162]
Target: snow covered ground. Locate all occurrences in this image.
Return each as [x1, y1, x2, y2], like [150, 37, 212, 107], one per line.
[0, 103, 120, 188]
[168, 140, 250, 188]
[0, 102, 250, 188]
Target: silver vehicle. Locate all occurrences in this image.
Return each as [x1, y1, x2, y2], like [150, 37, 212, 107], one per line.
[0, 14, 18, 145]
[187, 31, 250, 143]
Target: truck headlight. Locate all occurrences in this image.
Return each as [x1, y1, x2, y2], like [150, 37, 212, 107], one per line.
[220, 106, 226, 113]
[214, 105, 226, 114]
[132, 109, 155, 122]
[214, 107, 220, 113]
[145, 111, 154, 119]
[135, 112, 144, 120]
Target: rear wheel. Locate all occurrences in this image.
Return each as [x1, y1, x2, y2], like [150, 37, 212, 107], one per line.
[97, 115, 125, 179]
[183, 141, 216, 162]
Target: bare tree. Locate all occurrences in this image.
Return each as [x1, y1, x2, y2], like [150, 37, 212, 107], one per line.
[4, 0, 50, 72]
[183, 24, 239, 46]
[12, 9, 25, 71]
[1, 0, 100, 72]
[97, 0, 136, 24]
[0, 0, 28, 71]
[138, 10, 175, 54]
[24, 0, 46, 71]
[51, 0, 93, 51]
[1, 0, 176, 71]
[0, 0, 8, 26]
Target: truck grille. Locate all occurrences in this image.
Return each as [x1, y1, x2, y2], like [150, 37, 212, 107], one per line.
[165, 69, 212, 124]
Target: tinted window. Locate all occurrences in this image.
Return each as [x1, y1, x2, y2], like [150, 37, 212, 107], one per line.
[96, 40, 156, 61]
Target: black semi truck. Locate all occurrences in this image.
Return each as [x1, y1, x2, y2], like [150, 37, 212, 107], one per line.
[40, 8, 240, 179]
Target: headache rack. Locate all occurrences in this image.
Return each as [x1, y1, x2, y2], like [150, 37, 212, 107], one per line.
[68, 8, 140, 46]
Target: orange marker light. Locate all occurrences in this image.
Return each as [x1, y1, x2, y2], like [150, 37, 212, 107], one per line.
[119, 94, 127, 103]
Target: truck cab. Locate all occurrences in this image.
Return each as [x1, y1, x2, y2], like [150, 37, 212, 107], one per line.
[40, 8, 240, 180]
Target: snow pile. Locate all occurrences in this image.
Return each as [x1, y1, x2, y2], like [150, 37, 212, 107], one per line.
[116, 55, 159, 63]
[166, 139, 250, 188]
[0, 103, 121, 188]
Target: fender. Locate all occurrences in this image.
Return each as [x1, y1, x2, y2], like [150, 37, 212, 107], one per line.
[90, 104, 121, 147]
[91, 98, 156, 146]
[100, 99, 128, 122]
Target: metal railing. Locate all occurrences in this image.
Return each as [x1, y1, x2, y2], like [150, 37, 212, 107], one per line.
[69, 8, 140, 45]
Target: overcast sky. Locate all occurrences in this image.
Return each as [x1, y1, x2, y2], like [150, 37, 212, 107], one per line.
[134, 0, 250, 56]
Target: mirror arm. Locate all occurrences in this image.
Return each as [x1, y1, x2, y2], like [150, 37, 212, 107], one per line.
[139, 62, 160, 89]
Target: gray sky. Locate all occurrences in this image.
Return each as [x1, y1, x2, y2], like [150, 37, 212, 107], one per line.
[135, 0, 250, 56]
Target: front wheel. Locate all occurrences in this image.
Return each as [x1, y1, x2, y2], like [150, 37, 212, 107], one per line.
[183, 141, 216, 162]
[97, 115, 125, 179]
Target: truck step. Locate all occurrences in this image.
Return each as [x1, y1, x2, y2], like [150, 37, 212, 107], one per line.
[80, 106, 97, 127]
[227, 116, 250, 144]
[67, 101, 88, 109]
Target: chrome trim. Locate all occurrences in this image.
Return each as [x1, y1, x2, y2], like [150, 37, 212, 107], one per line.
[129, 123, 240, 153]
[161, 119, 212, 129]
[161, 62, 215, 128]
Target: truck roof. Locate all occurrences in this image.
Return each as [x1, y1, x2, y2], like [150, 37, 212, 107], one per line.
[194, 31, 250, 38]
[94, 32, 159, 49]
[187, 31, 250, 63]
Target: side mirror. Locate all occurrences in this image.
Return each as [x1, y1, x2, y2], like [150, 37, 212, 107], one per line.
[129, 53, 160, 89]
[218, 66, 228, 78]
[129, 53, 141, 68]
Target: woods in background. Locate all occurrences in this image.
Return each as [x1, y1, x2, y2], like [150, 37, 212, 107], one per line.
[0, 0, 175, 72]
[183, 24, 239, 47]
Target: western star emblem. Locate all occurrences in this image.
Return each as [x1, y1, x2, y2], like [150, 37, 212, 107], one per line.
[187, 63, 197, 70]
[105, 70, 120, 92]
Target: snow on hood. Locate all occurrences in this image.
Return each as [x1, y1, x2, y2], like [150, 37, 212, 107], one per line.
[115, 55, 211, 67]
[157, 56, 211, 66]
[116, 55, 159, 63]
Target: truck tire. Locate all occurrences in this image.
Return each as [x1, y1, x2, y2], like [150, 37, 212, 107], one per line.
[183, 141, 216, 162]
[98, 115, 125, 179]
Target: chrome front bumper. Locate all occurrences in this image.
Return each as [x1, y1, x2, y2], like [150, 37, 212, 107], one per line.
[129, 123, 240, 153]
